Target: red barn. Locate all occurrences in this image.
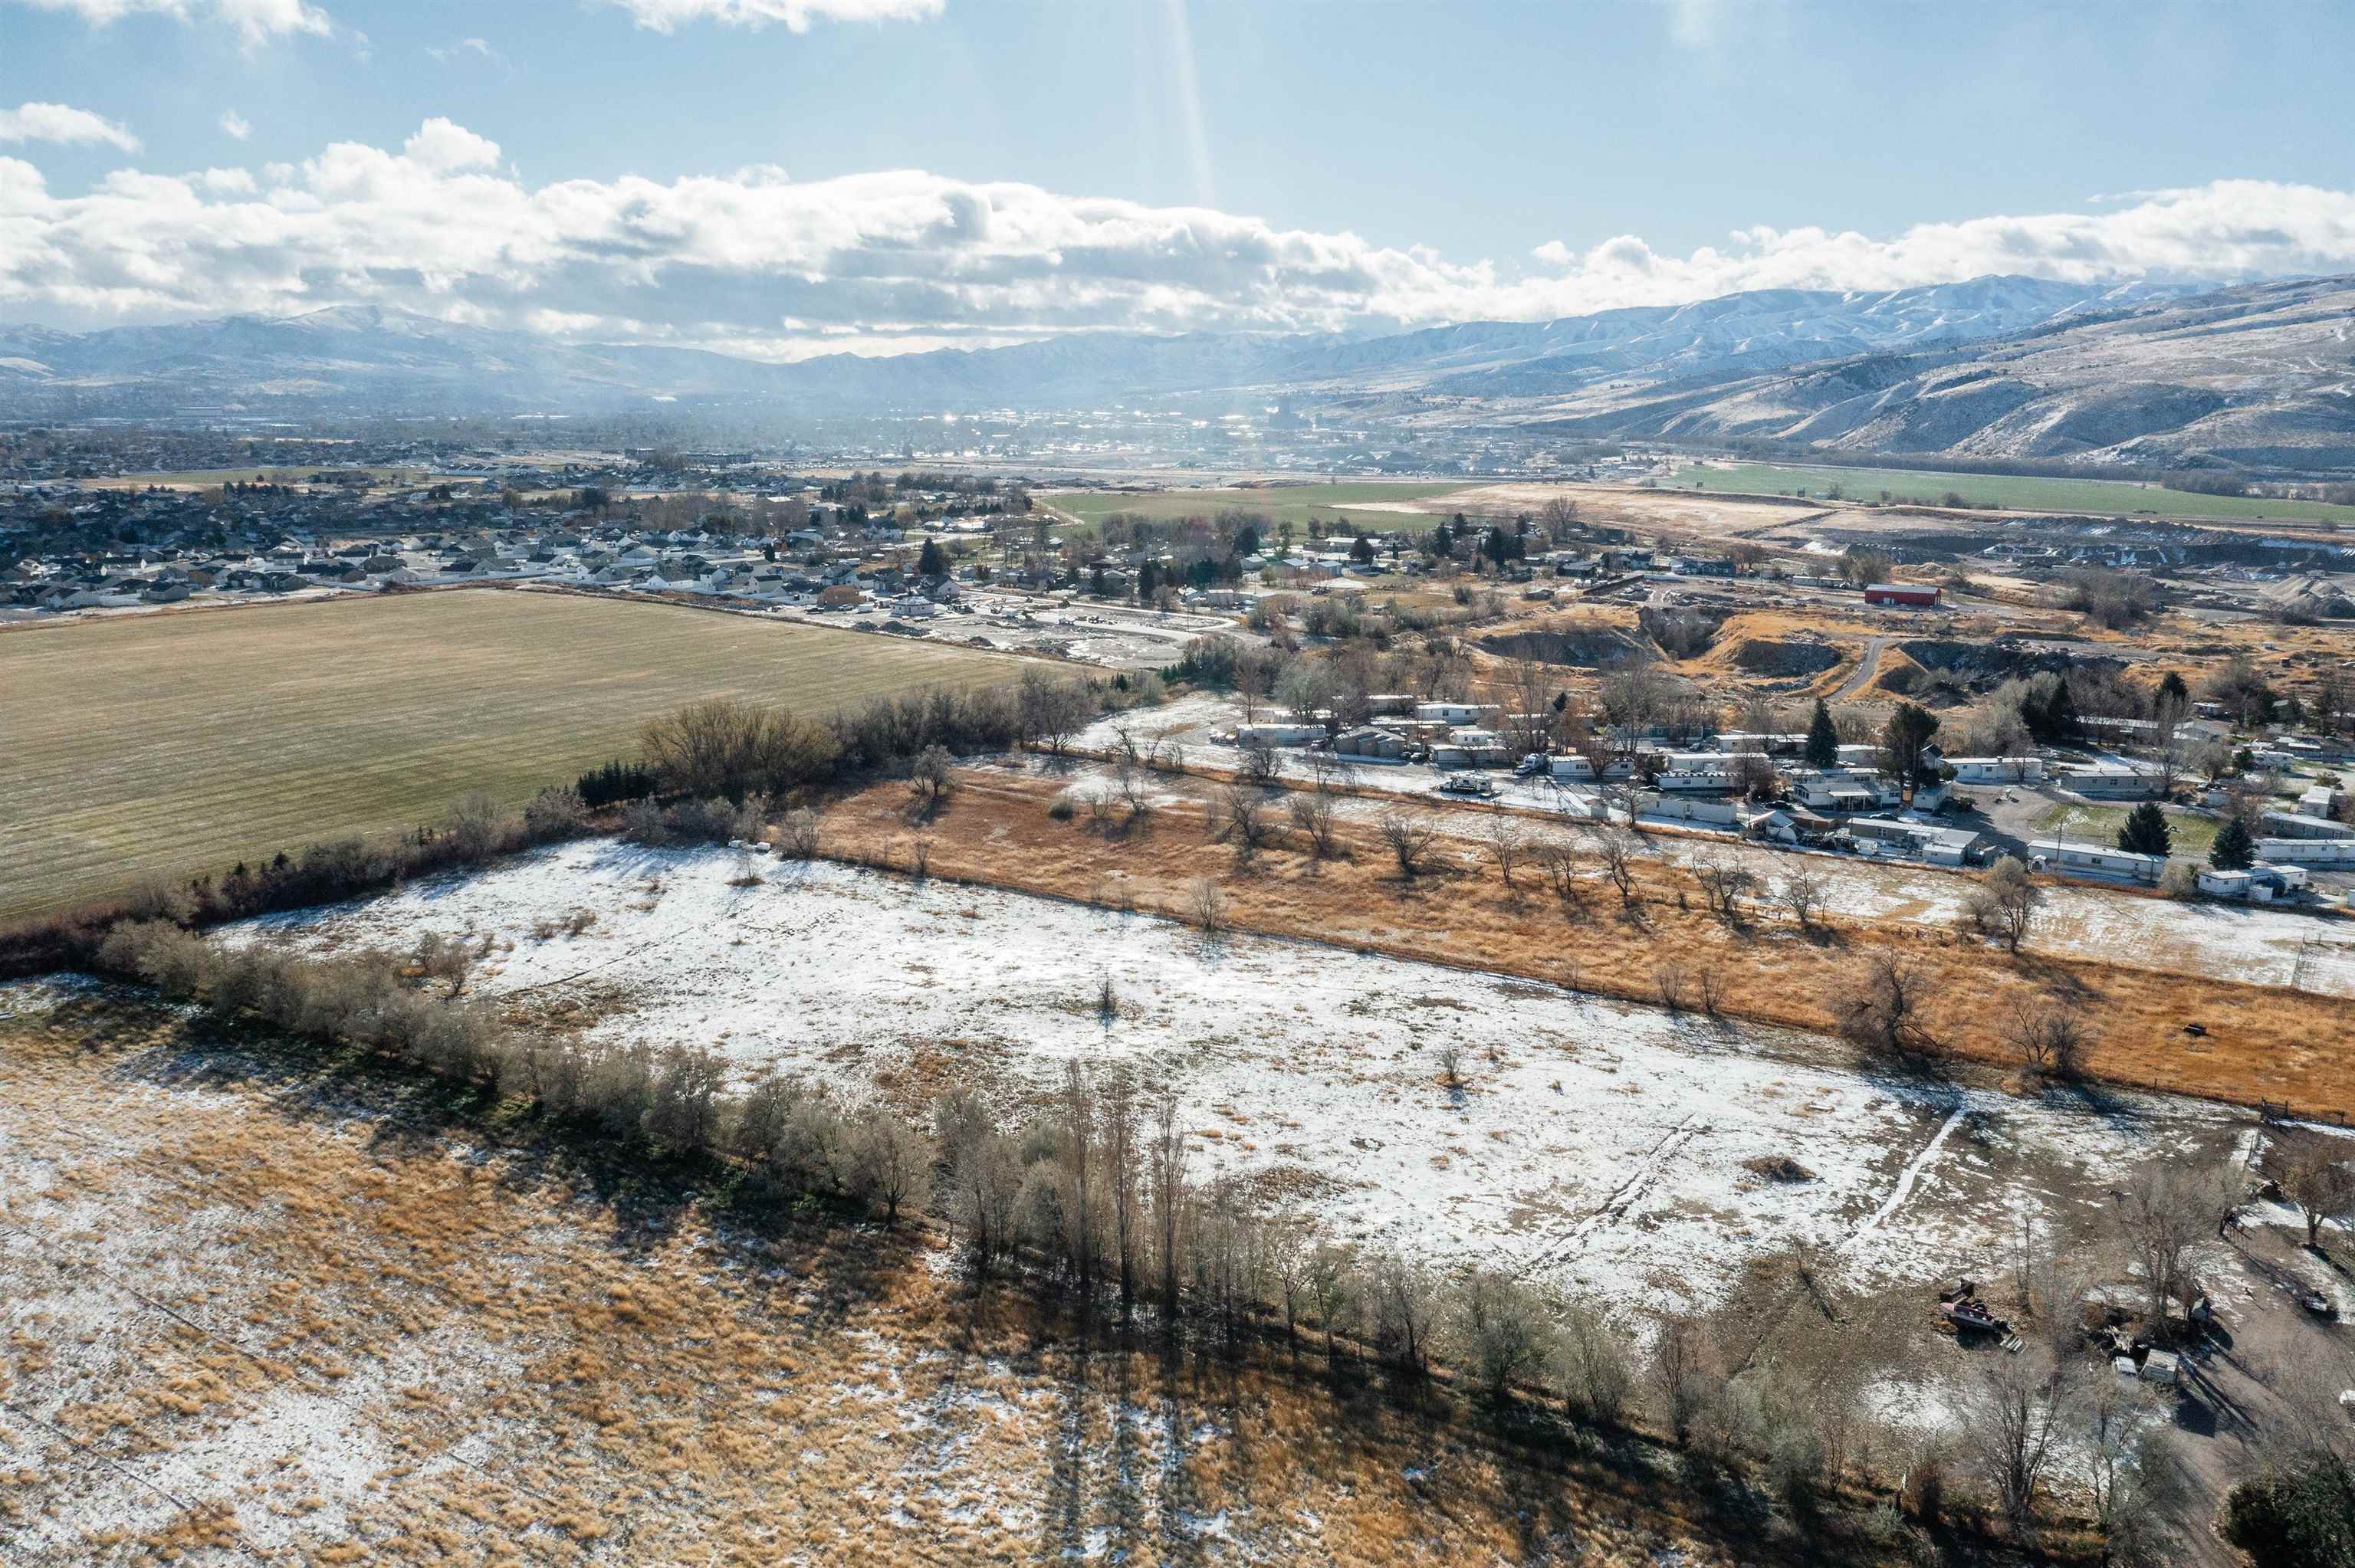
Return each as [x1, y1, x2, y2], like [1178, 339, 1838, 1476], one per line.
[1864, 583, 1940, 609]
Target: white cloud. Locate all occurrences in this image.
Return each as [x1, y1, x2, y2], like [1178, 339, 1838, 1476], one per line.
[602, 0, 943, 33]
[0, 101, 142, 153]
[8, 0, 331, 48]
[1662, 0, 1727, 49]
[426, 34, 508, 69]
[219, 108, 251, 139]
[4, 119, 2352, 357]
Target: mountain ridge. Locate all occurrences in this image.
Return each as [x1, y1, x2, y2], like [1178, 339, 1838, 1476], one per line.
[5, 273, 2350, 471]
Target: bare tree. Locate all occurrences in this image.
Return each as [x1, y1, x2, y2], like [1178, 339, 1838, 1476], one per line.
[1649, 1315, 1717, 1447]
[2116, 1160, 2238, 1328]
[1837, 952, 1930, 1054]
[2278, 1137, 2355, 1249]
[1694, 854, 1756, 925]
[1446, 1269, 1559, 1409]
[1694, 964, 1727, 1019]
[1287, 790, 1339, 859]
[1145, 1094, 1190, 1318]
[1378, 810, 1440, 878]
[1962, 855, 2043, 953]
[908, 743, 954, 811]
[2005, 994, 2087, 1080]
[777, 806, 822, 860]
[1187, 877, 1226, 935]
[1962, 1349, 2074, 1525]
[1533, 838, 1587, 914]
[1217, 785, 1274, 862]
[1102, 1070, 1141, 1311]
[1597, 828, 1640, 906]
[1561, 1303, 1634, 1428]
[1654, 961, 1687, 1012]
[1483, 818, 1528, 892]
[1775, 865, 1830, 933]
[1238, 734, 1282, 786]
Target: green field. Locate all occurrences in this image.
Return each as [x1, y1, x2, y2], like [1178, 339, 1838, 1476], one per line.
[1670, 462, 2355, 526]
[1049, 481, 1476, 534]
[2031, 802, 2220, 855]
[0, 590, 1031, 923]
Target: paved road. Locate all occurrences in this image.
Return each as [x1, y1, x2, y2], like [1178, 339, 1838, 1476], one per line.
[1828, 634, 1888, 700]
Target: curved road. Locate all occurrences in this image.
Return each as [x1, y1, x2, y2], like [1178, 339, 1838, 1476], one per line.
[1828, 635, 1888, 700]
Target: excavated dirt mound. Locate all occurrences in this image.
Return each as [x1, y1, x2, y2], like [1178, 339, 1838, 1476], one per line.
[1726, 638, 1844, 678]
[1897, 637, 2127, 693]
[1479, 626, 1650, 668]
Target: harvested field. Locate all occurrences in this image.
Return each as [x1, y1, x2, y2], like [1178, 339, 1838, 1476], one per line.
[1047, 481, 1476, 533]
[0, 977, 1838, 1566]
[0, 589, 1032, 924]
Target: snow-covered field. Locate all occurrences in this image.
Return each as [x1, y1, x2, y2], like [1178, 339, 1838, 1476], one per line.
[233, 841, 2240, 1330]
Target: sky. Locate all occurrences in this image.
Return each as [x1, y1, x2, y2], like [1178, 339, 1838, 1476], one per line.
[3, 0, 2353, 359]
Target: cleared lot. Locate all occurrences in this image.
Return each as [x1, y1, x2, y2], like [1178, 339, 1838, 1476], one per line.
[0, 978, 1752, 1566]
[235, 844, 2239, 1337]
[0, 589, 1030, 923]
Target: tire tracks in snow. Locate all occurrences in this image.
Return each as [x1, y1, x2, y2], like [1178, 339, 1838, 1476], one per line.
[1523, 1111, 1712, 1271]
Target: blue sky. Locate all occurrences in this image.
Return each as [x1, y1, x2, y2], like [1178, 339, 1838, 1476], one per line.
[5, 0, 2353, 356]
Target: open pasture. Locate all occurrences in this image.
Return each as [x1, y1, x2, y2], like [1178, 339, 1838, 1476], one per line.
[235, 842, 2238, 1335]
[1048, 481, 1476, 533]
[1670, 461, 2355, 526]
[0, 589, 1030, 923]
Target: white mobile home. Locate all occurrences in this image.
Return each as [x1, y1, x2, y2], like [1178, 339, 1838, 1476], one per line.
[2028, 839, 2166, 884]
[1947, 756, 2046, 785]
[1235, 723, 1325, 749]
[2253, 837, 2355, 866]
[2058, 763, 2163, 799]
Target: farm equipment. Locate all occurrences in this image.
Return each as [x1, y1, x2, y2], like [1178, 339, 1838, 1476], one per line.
[1939, 1279, 2023, 1350]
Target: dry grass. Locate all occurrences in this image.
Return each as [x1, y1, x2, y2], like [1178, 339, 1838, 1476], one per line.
[822, 766, 2355, 1116]
[0, 588, 1030, 924]
[0, 989, 1833, 1566]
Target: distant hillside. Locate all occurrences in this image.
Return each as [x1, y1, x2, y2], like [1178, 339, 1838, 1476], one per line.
[1513, 277, 2355, 471]
[0, 275, 2177, 421]
[5, 274, 2352, 471]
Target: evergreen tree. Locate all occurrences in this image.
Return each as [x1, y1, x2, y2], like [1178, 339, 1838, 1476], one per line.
[1881, 703, 1940, 785]
[2117, 800, 2173, 857]
[2045, 677, 2081, 742]
[1804, 697, 1840, 769]
[1349, 533, 1376, 565]
[917, 538, 949, 577]
[2159, 669, 2190, 706]
[2210, 815, 2257, 871]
